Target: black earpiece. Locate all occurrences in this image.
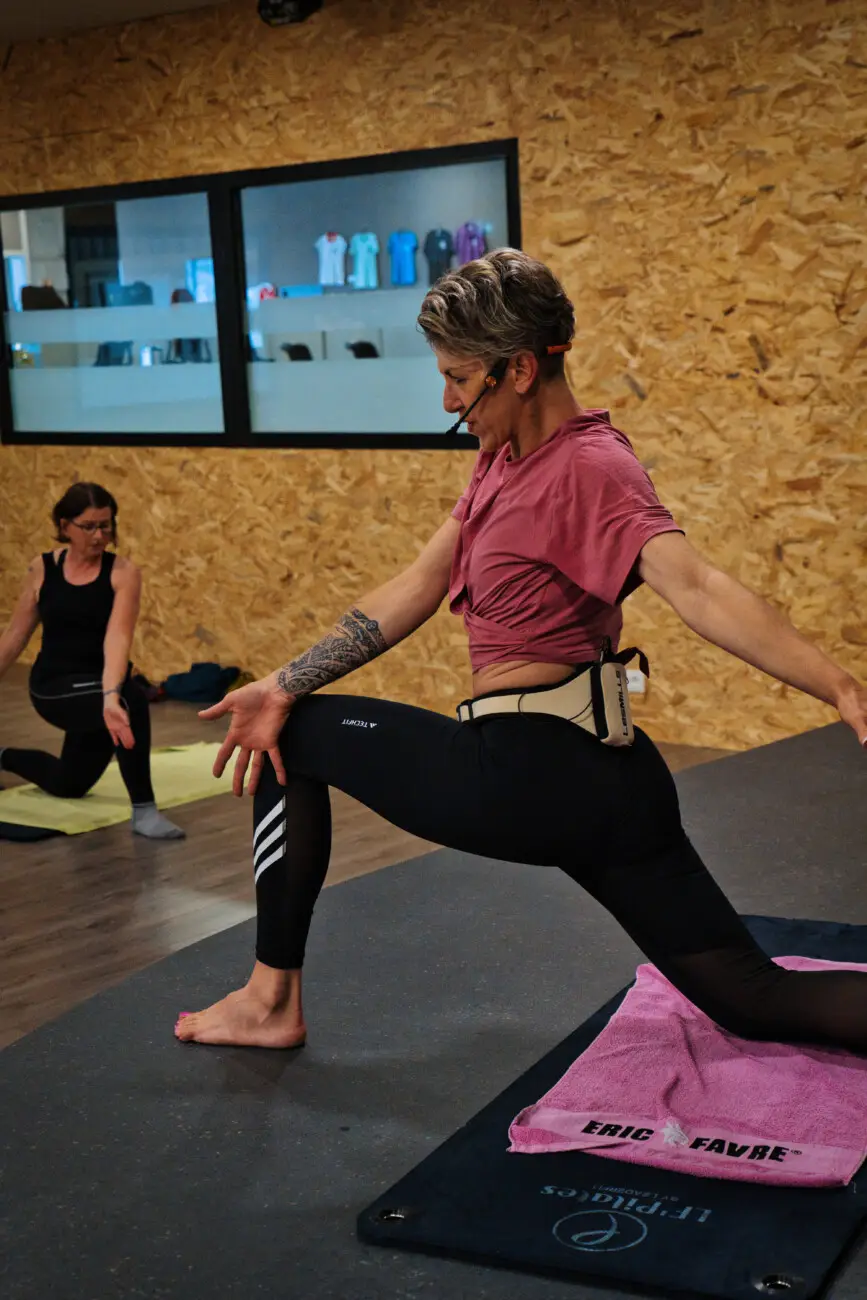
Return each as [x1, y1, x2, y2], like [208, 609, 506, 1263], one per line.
[486, 357, 509, 387]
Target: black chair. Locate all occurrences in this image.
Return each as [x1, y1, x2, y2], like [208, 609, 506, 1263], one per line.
[167, 336, 212, 364]
[345, 340, 379, 359]
[94, 342, 133, 366]
[165, 287, 213, 363]
[281, 343, 314, 361]
[21, 285, 67, 310]
[96, 281, 153, 366]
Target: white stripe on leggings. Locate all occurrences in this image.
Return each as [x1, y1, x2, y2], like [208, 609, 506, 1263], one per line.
[253, 795, 286, 848]
[254, 844, 286, 885]
[253, 820, 286, 870]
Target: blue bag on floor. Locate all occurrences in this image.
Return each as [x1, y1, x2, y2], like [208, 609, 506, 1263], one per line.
[160, 662, 240, 705]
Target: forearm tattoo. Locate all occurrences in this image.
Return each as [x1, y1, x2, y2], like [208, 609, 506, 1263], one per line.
[277, 608, 389, 698]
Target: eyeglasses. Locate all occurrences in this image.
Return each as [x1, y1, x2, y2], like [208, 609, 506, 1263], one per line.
[70, 520, 114, 534]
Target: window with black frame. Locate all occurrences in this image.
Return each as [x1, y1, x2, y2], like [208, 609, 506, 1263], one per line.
[1, 191, 222, 436]
[240, 154, 512, 435]
[0, 142, 518, 445]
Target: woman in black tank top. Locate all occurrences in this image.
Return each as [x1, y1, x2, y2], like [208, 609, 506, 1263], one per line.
[0, 483, 184, 840]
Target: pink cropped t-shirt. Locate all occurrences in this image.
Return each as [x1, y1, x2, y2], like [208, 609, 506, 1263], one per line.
[449, 411, 683, 673]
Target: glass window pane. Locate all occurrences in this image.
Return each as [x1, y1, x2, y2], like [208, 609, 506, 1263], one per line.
[3, 193, 223, 434]
[241, 158, 510, 435]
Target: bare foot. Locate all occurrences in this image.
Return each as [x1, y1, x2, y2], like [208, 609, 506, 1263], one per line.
[174, 987, 306, 1049]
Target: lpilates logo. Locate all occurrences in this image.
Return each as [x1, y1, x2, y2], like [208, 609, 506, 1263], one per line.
[553, 1209, 648, 1254]
[542, 1184, 714, 1235]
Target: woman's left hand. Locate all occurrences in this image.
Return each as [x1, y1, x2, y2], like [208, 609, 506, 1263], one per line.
[104, 696, 135, 750]
[836, 680, 867, 748]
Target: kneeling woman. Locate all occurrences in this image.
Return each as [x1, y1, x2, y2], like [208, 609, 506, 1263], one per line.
[0, 482, 183, 840]
[178, 250, 867, 1051]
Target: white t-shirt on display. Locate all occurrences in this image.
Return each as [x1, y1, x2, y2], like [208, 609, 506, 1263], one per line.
[315, 233, 348, 286]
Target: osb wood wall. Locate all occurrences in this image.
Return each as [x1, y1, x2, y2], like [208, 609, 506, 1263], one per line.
[1, 0, 865, 751]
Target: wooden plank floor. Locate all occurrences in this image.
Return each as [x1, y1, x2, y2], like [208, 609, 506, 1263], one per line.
[0, 664, 733, 1049]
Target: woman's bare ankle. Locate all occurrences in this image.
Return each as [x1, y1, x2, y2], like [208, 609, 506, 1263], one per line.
[246, 960, 302, 1014]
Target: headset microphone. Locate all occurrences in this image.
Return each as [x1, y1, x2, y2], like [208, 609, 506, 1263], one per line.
[445, 357, 510, 436]
[443, 344, 571, 436]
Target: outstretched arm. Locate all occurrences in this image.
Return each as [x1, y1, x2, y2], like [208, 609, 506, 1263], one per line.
[203, 516, 460, 794]
[638, 532, 867, 745]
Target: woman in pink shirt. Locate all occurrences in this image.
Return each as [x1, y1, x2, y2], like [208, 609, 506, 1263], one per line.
[177, 250, 867, 1053]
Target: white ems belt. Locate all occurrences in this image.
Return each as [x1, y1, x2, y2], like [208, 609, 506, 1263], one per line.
[456, 645, 649, 748]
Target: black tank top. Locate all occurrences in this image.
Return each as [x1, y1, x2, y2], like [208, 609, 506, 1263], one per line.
[33, 550, 117, 681]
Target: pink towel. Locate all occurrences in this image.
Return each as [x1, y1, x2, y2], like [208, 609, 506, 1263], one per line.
[510, 956, 867, 1187]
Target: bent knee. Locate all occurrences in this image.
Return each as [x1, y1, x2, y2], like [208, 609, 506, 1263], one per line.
[702, 984, 802, 1041]
[682, 981, 785, 1041]
[57, 778, 94, 800]
[707, 1006, 774, 1040]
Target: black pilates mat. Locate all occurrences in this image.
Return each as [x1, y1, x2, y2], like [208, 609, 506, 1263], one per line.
[358, 914, 867, 1300]
[3, 722, 867, 1300]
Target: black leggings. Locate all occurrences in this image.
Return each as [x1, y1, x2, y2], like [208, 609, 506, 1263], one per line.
[2, 672, 155, 804]
[251, 693, 867, 1051]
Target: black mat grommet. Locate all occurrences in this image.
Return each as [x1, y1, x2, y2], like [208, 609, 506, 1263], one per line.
[374, 1206, 423, 1225]
[753, 1277, 804, 1296]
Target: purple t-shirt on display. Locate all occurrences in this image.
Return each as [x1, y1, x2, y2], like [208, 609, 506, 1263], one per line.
[455, 221, 487, 265]
[450, 412, 683, 674]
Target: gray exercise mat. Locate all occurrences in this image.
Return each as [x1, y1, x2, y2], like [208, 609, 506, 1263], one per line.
[2, 723, 866, 1300]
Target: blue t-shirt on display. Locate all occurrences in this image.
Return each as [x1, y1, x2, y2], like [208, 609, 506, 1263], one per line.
[387, 230, 418, 286]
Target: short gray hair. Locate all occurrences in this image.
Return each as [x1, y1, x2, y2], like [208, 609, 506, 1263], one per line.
[417, 248, 575, 376]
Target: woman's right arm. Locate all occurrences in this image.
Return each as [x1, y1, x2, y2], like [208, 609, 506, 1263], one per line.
[274, 515, 460, 699]
[202, 516, 461, 794]
[0, 560, 41, 682]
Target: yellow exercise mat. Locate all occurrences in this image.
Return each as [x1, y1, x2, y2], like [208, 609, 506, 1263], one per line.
[0, 742, 234, 834]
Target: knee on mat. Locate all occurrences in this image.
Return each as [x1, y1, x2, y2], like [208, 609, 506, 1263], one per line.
[702, 995, 788, 1041]
[676, 978, 777, 1040]
[56, 776, 94, 800]
[709, 1009, 769, 1040]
